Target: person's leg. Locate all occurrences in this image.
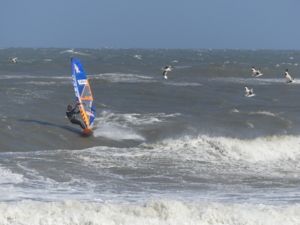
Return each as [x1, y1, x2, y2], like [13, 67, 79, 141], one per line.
[71, 118, 86, 129]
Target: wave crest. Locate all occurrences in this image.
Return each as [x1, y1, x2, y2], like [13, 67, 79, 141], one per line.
[146, 135, 300, 163]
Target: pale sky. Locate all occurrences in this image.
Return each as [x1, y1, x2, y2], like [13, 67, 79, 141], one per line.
[1, 0, 300, 49]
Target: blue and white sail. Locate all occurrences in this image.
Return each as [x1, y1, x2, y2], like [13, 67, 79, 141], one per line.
[71, 58, 96, 129]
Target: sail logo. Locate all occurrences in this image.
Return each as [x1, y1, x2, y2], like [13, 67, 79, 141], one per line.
[78, 79, 87, 85]
[74, 64, 81, 73]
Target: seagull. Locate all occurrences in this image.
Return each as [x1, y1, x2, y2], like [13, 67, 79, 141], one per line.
[133, 54, 142, 60]
[245, 86, 255, 97]
[251, 66, 263, 77]
[284, 69, 294, 83]
[162, 65, 172, 79]
[10, 57, 18, 63]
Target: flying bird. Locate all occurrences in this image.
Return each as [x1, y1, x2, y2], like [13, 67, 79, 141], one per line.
[162, 65, 172, 79]
[251, 66, 263, 77]
[284, 69, 294, 83]
[245, 86, 255, 97]
[10, 57, 18, 63]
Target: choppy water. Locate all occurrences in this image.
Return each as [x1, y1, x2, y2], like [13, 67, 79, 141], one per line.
[1, 48, 300, 224]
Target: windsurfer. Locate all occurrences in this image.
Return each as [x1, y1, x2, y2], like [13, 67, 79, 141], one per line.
[66, 103, 86, 129]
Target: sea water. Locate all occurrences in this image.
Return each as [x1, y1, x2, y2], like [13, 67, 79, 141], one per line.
[1, 48, 300, 224]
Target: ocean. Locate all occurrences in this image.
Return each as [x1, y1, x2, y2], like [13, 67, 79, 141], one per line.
[1, 48, 300, 224]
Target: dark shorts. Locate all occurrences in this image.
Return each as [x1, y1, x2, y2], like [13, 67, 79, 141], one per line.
[70, 118, 86, 129]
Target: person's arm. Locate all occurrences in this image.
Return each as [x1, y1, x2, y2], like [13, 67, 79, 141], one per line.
[69, 105, 80, 114]
[74, 102, 81, 114]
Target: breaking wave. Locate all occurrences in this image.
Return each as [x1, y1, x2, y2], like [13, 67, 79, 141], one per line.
[145, 134, 300, 163]
[0, 200, 299, 225]
[93, 111, 179, 141]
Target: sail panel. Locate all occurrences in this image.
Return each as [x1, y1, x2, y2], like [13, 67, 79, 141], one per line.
[71, 58, 95, 129]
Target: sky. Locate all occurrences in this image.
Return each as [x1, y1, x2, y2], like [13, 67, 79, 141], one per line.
[1, 0, 300, 49]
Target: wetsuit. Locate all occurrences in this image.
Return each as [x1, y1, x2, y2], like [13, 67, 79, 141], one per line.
[66, 105, 86, 129]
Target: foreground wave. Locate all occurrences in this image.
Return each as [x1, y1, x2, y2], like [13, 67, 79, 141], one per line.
[1, 200, 300, 225]
[0, 134, 300, 203]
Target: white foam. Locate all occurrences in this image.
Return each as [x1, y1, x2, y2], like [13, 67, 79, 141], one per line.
[0, 200, 299, 225]
[59, 49, 91, 56]
[79, 133, 300, 168]
[93, 123, 145, 141]
[91, 73, 154, 83]
[93, 111, 179, 140]
[146, 135, 300, 164]
[230, 108, 240, 113]
[246, 122, 254, 128]
[166, 82, 202, 87]
[248, 111, 292, 127]
[93, 111, 147, 140]
[248, 111, 278, 117]
[133, 54, 142, 60]
[211, 77, 290, 85]
[24, 81, 57, 86]
[97, 111, 179, 126]
[0, 166, 23, 184]
[0, 75, 70, 80]
[0, 75, 39, 80]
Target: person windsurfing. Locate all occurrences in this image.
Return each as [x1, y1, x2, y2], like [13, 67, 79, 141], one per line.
[66, 102, 86, 129]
